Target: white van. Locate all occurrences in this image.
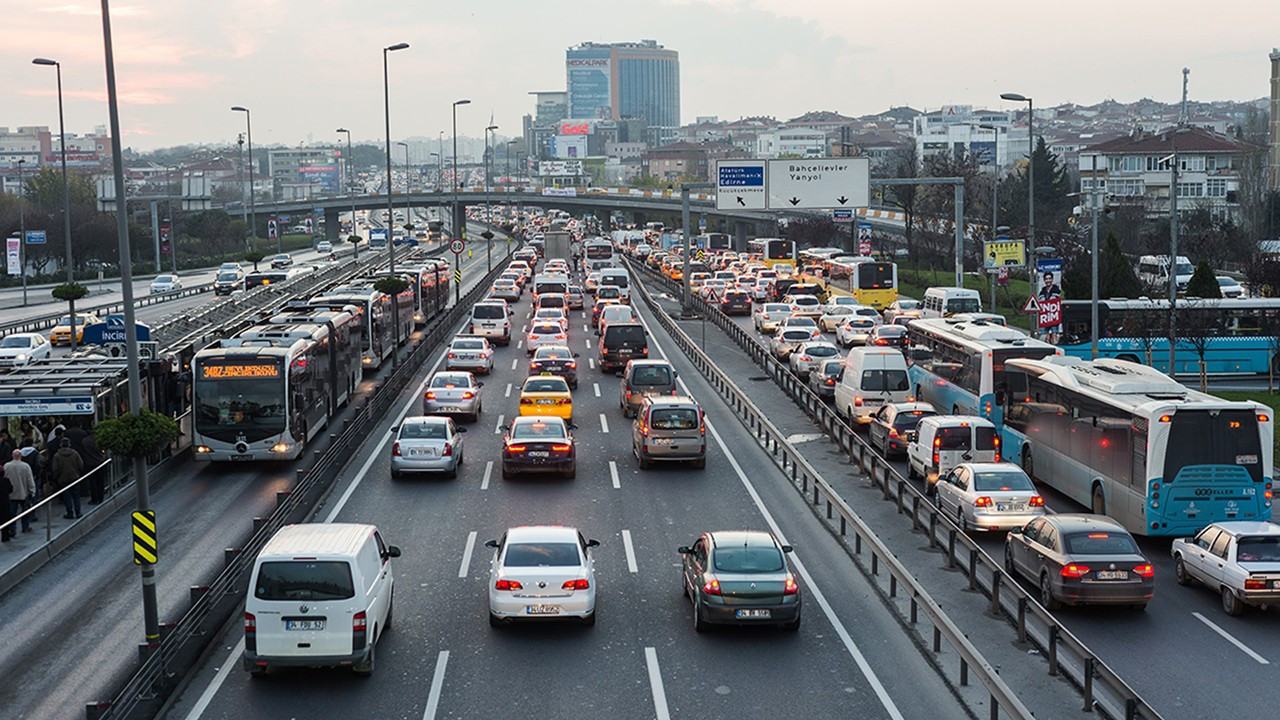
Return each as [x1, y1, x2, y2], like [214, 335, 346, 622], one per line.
[532, 273, 570, 303]
[469, 300, 512, 345]
[243, 523, 400, 677]
[907, 416, 1001, 491]
[1137, 254, 1194, 292]
[920, 287, 982, 318]
[599, 268, 631, 303]
[834, 347, 912, 425]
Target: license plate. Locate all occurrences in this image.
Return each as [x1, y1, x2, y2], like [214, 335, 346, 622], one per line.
[528, 451, 549, 458]
[1273, 580, 1280, 589]
[409, 448, 436, 458]
[526, 605, 560, 615]
[1095, 571, 1128, 581]
[285, 620, 325, 631]
[229, 454, 253, 461]
[736, 609, 771, 619]
[537, 399, 556, 405]
[996, 503, 1023, 512]
[650, 438, 673, 445]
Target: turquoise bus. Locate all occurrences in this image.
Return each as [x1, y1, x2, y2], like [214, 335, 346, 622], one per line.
[1059, 298, 1280, 376]
[907, 318, 1060, 425]
[1002, 356, 1273, 536]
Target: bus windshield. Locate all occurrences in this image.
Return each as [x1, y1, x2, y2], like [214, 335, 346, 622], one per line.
[194, 359, 286, 443]
[1164, 410, 1262, 483]
[766, 242, 793, 260]
[858, 263, 895, 289]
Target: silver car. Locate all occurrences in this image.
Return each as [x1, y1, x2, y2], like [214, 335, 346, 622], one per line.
[445, 336, 495, 374]
[935, 463, 1045, 533]
[423, 370, 484, 422]
[391, 415, 466, 479]
[771, 328, 816, 360]
[788, 341, 841, 380]
[753, 303, 792, 334]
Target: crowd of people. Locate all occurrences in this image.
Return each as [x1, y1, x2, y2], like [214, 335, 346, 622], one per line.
[0, 417, 105, 541]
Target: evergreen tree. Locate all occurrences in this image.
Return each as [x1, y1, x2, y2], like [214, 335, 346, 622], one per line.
[1100, 232, 1142, 298]
[1185, 260, 1221, 298]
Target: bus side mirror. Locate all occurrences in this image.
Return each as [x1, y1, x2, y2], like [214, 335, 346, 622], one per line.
[995, 389, 1006, 405]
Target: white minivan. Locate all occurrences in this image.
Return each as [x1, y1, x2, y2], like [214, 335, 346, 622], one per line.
[906, 415, 1001, 491]
[920, 287, 982, 318]
[243, 523, 400, 677]
[834, 347, 912, 425]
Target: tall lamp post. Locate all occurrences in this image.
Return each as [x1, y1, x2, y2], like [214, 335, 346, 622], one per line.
[16, 159, 27, 306]
[231, 106, 255, 248]
[336, 127, 358, 259]
[32, 57, 78, 348]
[484, 124, 498, 272]
[397, 141, 411, 233]
[506, 139, 517, 257]
[1000, 92, 1035, 333]
[452, 99, 471, 243]
[382, 41, 409, 367]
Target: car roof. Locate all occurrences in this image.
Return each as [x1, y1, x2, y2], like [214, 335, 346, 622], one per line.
[402, 415, 450, 426]
[959, 462, 1021, 473]
[887, 402, 934, 414]
[259, 523, 377, 559]
[432, 370, 474, 381]
[708, 530, 778, 549]
[511, 415, 567, 428]
[643, 395, 698, 410]
[523, 375, 569, 388]
[1041, 513, 1127, 533]
[505, 525, 581, 544]
[1206, 521, 1280, 536]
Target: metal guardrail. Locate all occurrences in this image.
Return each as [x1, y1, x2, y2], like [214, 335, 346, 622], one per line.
[0, 283, 215, 337]
[630, 259, 1163, 720]
[91, 249, 515, 720]
[629, 263, 1034, 720]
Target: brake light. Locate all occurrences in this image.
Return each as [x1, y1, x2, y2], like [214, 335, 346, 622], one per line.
[562, 579, 590, 590]
[973, 496, 993, 508]
[425, 391, 437, 400]
[934, 437, 941, 448]
[702, 579, 721, 595]
[1134, 564, 1155, 578]
[442, 442, 453, 457]
[392, 441, 401, 457]
[638, 423, 649, 436]
[494, 579, 523, 591]
[552, 444, 572, 452]
[353, 611, 367, 632]
[568, 362, 577, 369]
[1260, 414, 1271, 423]
[993, 436, 1001, 463]
[520, 397, 534, 404]
[784, 576, 799, 595]
[1061, 564, 1090, 578]
[825, 377, 835, 385]
[854, 396, 863, 407]
[447, 353, 455, 359]
[1245, 576, 1268, 589]
[506, 444, 527, 452]
[875, 339, 888, 345]
[1029, 496, 1044, 507]
[559, 398, 572, 405]
[462, 391, 475, 399]
[888, 428, 900, 439]
[243, 612, 256, 633]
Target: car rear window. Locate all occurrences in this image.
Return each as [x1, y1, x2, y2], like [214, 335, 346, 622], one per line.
[473, 305, 505, 319]
[539, 296, 566, 308]
[254, 561, 355, 601]
[807, 345, 838, 357]
[430, 374, 470, 388]
[1063, 532, 1139, 556]
[860, 369, 909, 392]
[453, 339, 484, 349]
[1236, 537, 1280, 562]
[511, 422, 567, 440]
[535, 348, 572, 359]
[876, 326, 907, 337]
[936, 426, 972, 450]
[649, 408, 699, 429]
[503, 542, 581, 567]
[975, 426, 998, 451]
[607, 326, 646, 344]
[893, 411, 934, 429]
[532, 325, 561, 335]
[632, 366, 672, 385]
[525, 378, 568, 393]
[713, 546, 784, 573]
[401, 423, 448, 439]
[782, 330, 812, 341]
[972, 471, 1034, 492]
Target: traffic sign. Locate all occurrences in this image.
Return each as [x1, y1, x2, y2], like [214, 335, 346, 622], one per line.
[453, 268, 462, 284]
[25, 230, 46, 245]
[767, 158, 870, 211]
[716, 160, 767, 210]
[832, 208, 854, 223]
[450, 239, 466, 255]
[132, 510, 157, 565]
[704, 289, 720, 304]
[1022, 296, 1040, 313]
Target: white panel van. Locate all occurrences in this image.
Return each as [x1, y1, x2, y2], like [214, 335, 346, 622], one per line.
[907, 416, 1001, 491]
[834, 347, 911, 425]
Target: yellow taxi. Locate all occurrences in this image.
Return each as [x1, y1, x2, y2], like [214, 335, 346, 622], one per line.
[49, 313, 100, 346]
[518, 374, 573, 420]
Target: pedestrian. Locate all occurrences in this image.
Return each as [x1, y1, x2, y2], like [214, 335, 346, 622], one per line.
[5, 449, 36, 533]
[66, 423, 106, 504]
[0, 429, 14, 464]
[0, 468, 13, 541]
[19, 442, 41, 503]
[49, 439, 84, 519]
[20, 419, 44, 451]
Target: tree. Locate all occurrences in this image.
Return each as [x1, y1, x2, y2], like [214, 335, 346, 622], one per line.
[881, 143, 921, 265]
[1177, 298, 1220, 391]
[783, 217, 841, 250]
[1000, 137, 1074, 237]
[94, 409, 182, 458]
[373, 276, 410, 297]
[244, 251, 265, 271]
[1244, 253, 1280, 298]
[1099, 232, 1143, 298]
[51, 281, 90, 350]
[1185, 260, 1221, 298]
[1180, 206, 1249, 271]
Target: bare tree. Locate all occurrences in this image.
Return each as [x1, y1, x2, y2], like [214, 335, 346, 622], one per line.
[881, 143, 921, 266]
[1177, 298, 1220, 391]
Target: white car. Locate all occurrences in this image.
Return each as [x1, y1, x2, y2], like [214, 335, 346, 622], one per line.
[771, 327, 817, 360]
[316, 240, 333, 254]
[778, 315, 821, 341]
[1216, 276, 1245, 299]
[445, 336, 495, 374]
[750, 278, 774, 302]
[788, 341, 842, 380]
[818, 306, 856, 333]
[486, 525, 598, 626]
[785, 295, 824, 318]
[526, 321, 568, 355]
[0, 333, 52, 367]
[149, 274, 183, 294]
[934, 463, 1046, 533]
[836, 317, 878, 347]
[753, 303, 792, 334]
[533, 307, 570, 333]
[883, 299, 921, 323]
[1172, 521, 1280, 615]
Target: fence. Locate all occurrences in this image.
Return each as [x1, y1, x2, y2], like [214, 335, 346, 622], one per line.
[629, 258, 1163, 720]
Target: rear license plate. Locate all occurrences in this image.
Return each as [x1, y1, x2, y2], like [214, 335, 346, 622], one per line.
[229, 454, 253, 461]
[528, 451, 549, 458]
[285, 620, 325, 631]
[736, 609, 771, 619]
[537, 399, 556, 405]
[409, 448, 436, 458]
[1095, 571, 1129, 581]
[996, 503, 1024, 512]
[650, 438, 672, 445]
[526, 605, 560, 615]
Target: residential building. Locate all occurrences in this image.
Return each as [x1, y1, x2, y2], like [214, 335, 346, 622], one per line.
[913, 105, 1014, 170]
[755, 128, 829, 159]
[640, 141, 747, 182]
[0, 125, 113, 169]
[267, 148, 339, 198]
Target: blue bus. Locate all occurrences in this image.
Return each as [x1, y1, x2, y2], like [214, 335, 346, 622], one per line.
[907, 318, 1061, 425]
[1060, 298, 1280, 376]
[1002, 356, 1273, 536]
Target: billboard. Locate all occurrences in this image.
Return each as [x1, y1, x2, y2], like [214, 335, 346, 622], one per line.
[298, 164, 340, 192]
[552, 135, 588, 159]
[970, 141, 996, 166]
[540, 160, 583, 176]
[983, 237, 1025, 269]
[1035, 257, 1063, 331]
[566, 48, 612, 120]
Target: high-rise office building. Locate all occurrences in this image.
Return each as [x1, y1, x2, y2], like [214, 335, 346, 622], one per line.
[566, 40, 680, 142]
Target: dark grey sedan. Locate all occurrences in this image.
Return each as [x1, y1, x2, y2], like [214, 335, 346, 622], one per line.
[1004, 514, 1154, 611]
[679, 531, 801, 631]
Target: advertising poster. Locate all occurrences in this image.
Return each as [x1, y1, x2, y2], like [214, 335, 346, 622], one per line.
[6, 237, 20, 275]
[983, 236, 1025, 269]
[1035, 257, 1063, 331]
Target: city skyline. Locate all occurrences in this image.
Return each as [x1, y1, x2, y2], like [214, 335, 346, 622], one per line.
[2, 1, 1278, 150]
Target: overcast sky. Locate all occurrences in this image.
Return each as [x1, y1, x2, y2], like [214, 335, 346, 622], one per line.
[4, 0, 1279, 150]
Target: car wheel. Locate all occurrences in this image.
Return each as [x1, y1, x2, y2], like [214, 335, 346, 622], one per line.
[352, 634, 375, 676]
[384, 597, 394, 632]
[637, 453, 651, 470]
[693, 457, 707, 470]
[1039, 572, 1062, 610]
[580, 611, 596, 627]
[502, 467, 513, 480]
[390, 468, 401, 480]
[782, 615, 801, 632]
[692, 597, 709, 633]
[1022, 448, 1035, 483]
[907, 462, 919, 481]
[682, 577, 690, 599]
[1222, 586, 1246, 616]
[1003, 546, 1016, 575]
[489, 612, 503, 628]
[1174, 556, 1193, 586]
[565, 464, 577, 479]
[1091, 485, 1107, 516]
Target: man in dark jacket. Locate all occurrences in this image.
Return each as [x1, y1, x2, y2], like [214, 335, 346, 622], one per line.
[50, 439, 84, 519]
[0, 470, 13, 541]
[64, 423, 106, 504]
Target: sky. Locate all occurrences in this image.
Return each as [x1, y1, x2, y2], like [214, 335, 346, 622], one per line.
[3, 0, 1279, 151]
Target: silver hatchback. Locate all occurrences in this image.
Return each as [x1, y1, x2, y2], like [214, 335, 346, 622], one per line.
[423, 371, 483, 422]
[391, 415, 466, 479]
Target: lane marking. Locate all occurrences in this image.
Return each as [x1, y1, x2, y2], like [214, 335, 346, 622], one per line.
[585, 338, 592, 348]
[621, 529, 638, 573]
[458, 531, 477, 578]
[516, 341, 523, 351]
[520, 323, 527, 334]
[641, 302, 906, 720]
[593, 382, 601, 397]
[589, 358, 595, 369]
[481, 461, 492, 491]
[610, 460, 621, 489]
[181, 638, 244, 720]
[510, 357, 518, 370]
[1193, 612, 1270, 664]
[421, 650, 450, 720]
[583, 323, 589, 332]
[504, 382, 512, 397]
[644, 647, 671, 720]
[494, 414, 505, 434]
[599, 413, 609, 433]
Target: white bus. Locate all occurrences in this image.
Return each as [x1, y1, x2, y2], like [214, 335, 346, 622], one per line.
[1002, 356, 1273, 536]
[583, 238, 615, 270]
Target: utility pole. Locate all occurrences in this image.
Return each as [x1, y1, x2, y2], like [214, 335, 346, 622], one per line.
[680, 182, 714, 315]
[17, 159, 27, 306]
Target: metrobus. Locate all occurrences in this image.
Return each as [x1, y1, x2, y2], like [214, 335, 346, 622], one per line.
[337, 277, 416, 343]
[806, 256, 899, 310]
[1002, 355, 1273, 536]
[308, 289, 395, 370]
[746, 238, 796, 270]
[907, 317, 1061, 424]
[583, 238, 615, 269]
[365, 265, 449, 326]
[695, 233, 732, 253]
[266, 306, 364, 407]
[1060, 298, 1280, 376]
[192, 314, 362, 462]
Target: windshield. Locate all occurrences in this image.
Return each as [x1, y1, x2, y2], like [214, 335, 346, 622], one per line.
[0, 337, 32, 348]
[1235, 536, 1280, 562]
[650, 408, 699, 429]
[217, 272, 240, 282]
[452, 339, 484, 350]
[806, 345, 838, 357]
[400, 422, 448, 439]
[1064, 532, 1139, 556]
[535, 348, 572, 360]
[947, 297, 981, 314]
[861, 369, 909, 392]
[973, 471, 1034, 492]
[512, 421, 567, 440]
[194, 359, 286, 443]
[254, 561, 354, 601]
[713, 545, 784, 572]
[430, 374, 471, 388]
[504, 542, 581, 567]
[1164, 410, 1263, 483]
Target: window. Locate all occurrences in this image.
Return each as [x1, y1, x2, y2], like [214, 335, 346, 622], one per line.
[255, 561, 355, 601]
[1207, 178, 1228, 198]
[1235, 536, 1280, 562]
[1180, 155, 1206, 172]
[973, 471, 1034, 492]
[1176, 182, 1204, 198]
[1109, 179, 1145, 196]
[503, 542, 581, 567]
[1146, 156, 1171, 172]
[1210, 532, 1232, 559]
[861, 369, 909, 392]
[1064, 532, 1139, 555]
[713, 546, 784, 572]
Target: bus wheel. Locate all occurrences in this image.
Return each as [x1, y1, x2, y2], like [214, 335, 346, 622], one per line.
[1117, 354, 1140, 364]
[1022, 448, 1035, 482]
[1091, 484, 1107, 516]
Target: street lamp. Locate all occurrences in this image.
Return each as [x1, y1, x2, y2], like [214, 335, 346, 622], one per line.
[336, 128, 358, 259]
[452, 99, 471, 245]
[485, 123, 498, 272]
[382, 41, 408, 367]
[16, 159, 27, 306]
[231, 106, 256, 248]
[397, 141, 411, 233]
[999, 93, 1034, 250]
[506, 139, 517, 257]
[32, 57, 79, 348]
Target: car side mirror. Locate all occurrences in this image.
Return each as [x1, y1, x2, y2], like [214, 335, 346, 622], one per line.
[677, 546, 691, 554]
[587, 539, 600, 548]
[484, 539, 499, 549]
[477, 381, 485, 387]
[1008, 527, 1022, 536]
[673, 370, 679, 378]
[386, 545, 402, 558]
[499, 424, 509, 432]
[780, 545, 794, 553]
[389, 426, 398, 433]
[457, 427, 468, 433]
[568, 423, 579, 430]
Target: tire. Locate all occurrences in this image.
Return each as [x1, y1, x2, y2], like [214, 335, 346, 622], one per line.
[502, 467, 514, 480]
[638, 453, 652, 470]
[489, 612, 503, 628]
[907, 462, 919, 481]
[1091, 484, 1107, 516]
[384, 597, 394, 632]
[1004, 546, 1016, 575]
[1174, 556, 1193, 586]
[1130, 603, 1148, 612]
[580, 612, 596, 627]
[1222, 586, 1246, 616]
[352, 635, 375, 676]
[682, 578, 690, 599]
[565, 464, 577, 479]
[446, 465, 458, 479]
[390, 468, 401, 480]
[693, 457, 707, 470]
[1022, 448, 1035, 483]
[1039, 572, 1062, 610]
[248, 665, 268, 679]
[692, 597, 709, 633]
[782, 615, 801, 632]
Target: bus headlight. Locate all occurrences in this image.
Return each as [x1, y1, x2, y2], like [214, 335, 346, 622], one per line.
[270, 443, 291, 453]
[195, 446, 212, 454]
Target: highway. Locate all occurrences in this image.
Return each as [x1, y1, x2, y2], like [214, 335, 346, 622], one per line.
[0, 235, 496, 719]
[163, 266, 963, 719]
[693, 272, 1280, 720]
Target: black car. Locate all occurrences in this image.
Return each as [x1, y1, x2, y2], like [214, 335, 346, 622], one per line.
[867, 402, 937, 457]
[808, 359, 843, 400]
[501, 416, 576, 479]
[599, 322, 649, 373]
[1005, 514, 1154, 611]
[719, 290, 752, 316]
[867, 324, 909, 349]
[678, 530, 801, 631]
[530, 346, 579, 389]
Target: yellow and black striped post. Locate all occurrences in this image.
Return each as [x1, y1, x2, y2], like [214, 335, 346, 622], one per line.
[132, 510, 157, 565]
[453, 268, 462, 285]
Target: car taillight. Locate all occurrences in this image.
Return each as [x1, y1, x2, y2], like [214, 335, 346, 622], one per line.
[798, 355, 811, 363]
[392, 442, 401, 457]
[888, 428, 900, 439]
[567, 362, 577, 369]
[243, 612, 256, 633]
[531, 361, 542, 369]
[353, 611, 367, 632]
[442, 442, 453, 457]
[462, 391, 475, 399]
[562, 579, 590, 590]
[1061, 564, 1090, 578]
[973, 496, 993, 508]
[932, 452, 940, 466]
[552, 443, 572, 452]
[783, 576, 799, 595]
[559, 398, 572, 405]
[425, 391, 437, 399]
[520, 397, 533, 404]
[447, 353, 455, 359]
[495, 579, 523, 591]
[1029, 496, 1044, 507]
[825, 378, 835, 385]
[1134, 565, 1155, 578]
[702, 579, 721, 595]
[506, 444, 527, 453]
[854, 396, 863, 407]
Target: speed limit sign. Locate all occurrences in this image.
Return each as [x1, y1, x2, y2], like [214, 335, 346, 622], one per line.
[449, 239, 466, 255]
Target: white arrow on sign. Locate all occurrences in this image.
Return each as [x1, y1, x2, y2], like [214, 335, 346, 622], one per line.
[766, 158, 870, 211]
